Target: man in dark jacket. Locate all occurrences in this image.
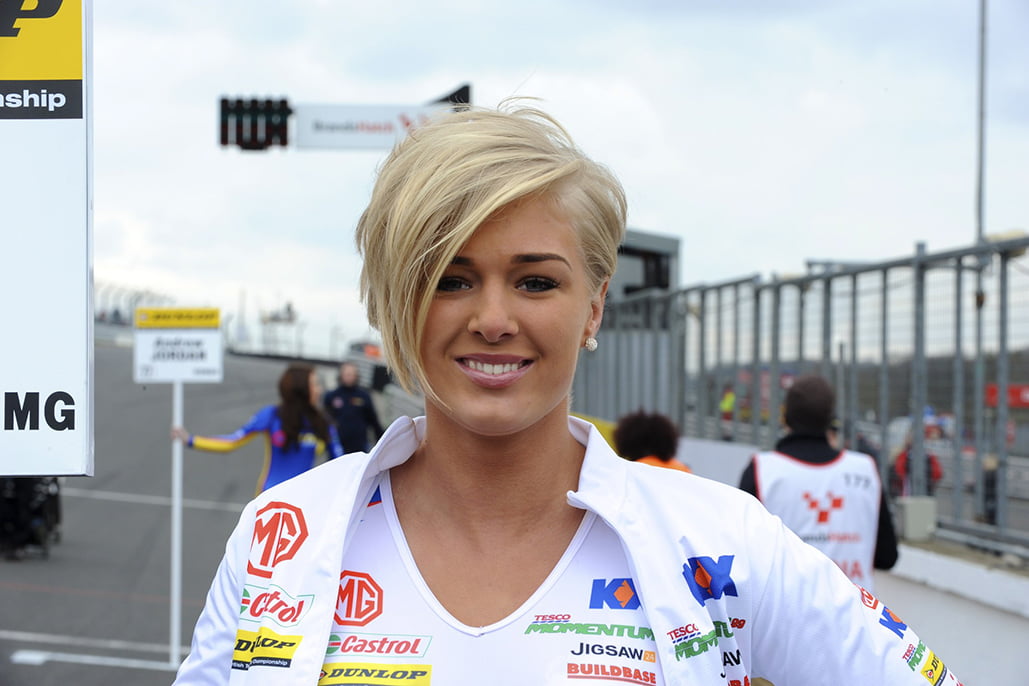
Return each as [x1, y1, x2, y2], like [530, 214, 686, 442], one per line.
[322, 362, 385, 454]
[739, 375, 898, 587]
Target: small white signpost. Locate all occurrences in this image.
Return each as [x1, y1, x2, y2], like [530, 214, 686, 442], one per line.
[134, 307, 223, 667]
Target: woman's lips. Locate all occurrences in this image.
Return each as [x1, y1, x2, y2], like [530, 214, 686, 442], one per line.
[458, 357, 532, 388]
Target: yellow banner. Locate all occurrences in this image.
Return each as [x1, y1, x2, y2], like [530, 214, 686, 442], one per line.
[135, 308, 221, 329]
[0, 0, 82, 80]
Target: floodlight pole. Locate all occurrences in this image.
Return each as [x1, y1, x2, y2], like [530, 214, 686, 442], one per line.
[972, 0, 988, 516]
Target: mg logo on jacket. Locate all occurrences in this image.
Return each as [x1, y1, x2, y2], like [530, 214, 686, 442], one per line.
[248, 501, 309, 578]
[336, 570, 383, 626]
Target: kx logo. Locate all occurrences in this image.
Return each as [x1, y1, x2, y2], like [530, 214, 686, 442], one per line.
[683, 555, 738, 606]
[879, 605, 907, 639]
[0, 0, 62, 37]
[589, 578, 640, 610]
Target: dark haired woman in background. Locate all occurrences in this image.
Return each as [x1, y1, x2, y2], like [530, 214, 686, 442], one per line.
[613, 409, 691, 472]
[172, 362, 342, 495]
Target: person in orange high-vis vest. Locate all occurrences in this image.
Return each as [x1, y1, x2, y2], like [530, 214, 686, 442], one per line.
[613, 409, 691, 472]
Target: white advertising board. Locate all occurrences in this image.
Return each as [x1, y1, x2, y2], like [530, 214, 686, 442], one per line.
[133, 308, 224, 383]
[0, 0, 92, 476]
[293, 103, 448, 149]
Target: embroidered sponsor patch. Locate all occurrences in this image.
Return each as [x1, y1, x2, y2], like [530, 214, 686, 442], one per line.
[318, 663, 431, 685]
[231, 628, 301, 671]
[326, 633, 431, 658]
[239, 584, 313, 626]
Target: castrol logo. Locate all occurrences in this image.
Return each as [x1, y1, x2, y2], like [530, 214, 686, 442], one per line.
[247, 501, 308, 578]
[326, 633, 431, 657]
[239, 584, 314, 627]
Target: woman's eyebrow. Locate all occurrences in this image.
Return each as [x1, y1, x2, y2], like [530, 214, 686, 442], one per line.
[449, 253, 570, 267]
[513, 253, 570, 267]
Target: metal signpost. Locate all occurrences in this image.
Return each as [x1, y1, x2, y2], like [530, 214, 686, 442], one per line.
[134, 307, 224, 667]
[0, 0, 92, 476]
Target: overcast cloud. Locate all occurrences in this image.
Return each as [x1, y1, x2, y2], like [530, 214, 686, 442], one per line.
[91, 1, 1029, 356]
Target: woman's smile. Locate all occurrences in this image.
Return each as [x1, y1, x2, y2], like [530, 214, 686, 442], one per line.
[458, 355, 533, 388]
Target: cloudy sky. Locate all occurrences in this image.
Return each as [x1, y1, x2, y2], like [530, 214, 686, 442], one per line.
[91, 1, 1028, 356]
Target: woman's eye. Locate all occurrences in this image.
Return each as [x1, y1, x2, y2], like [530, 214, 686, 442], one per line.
[436, 276, 469, 292]
[519, 277, 559, 293]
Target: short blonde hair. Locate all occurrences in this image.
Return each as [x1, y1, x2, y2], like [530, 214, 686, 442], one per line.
[356, 101, 627, 395]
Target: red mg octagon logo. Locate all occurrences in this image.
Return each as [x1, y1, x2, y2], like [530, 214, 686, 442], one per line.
[335, 570, 383, 626]
[247, 501, 308, 578]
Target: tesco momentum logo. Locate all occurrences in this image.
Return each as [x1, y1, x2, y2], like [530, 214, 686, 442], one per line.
[248, 502, 308, 578]
[336, 571, 383, 627]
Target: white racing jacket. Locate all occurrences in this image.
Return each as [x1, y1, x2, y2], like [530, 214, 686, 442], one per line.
[174, 416, 962, 685]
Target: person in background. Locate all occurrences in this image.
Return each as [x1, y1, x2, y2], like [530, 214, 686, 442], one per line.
[613, 409, 691, 472]
[171, 362, 342, 495]
[173, 102, 960, 685]
[739, 374, 898, 590]
[322, 360, 385, 453]
[891, 429, 944, 497]
[828, 417, 883, 469]
[719, 382, 735, 441]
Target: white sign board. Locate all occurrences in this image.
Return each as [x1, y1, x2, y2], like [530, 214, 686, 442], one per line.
[133, 308, 224, 383]
[0, 0, 92, 476]
[293, 103, 448, 150]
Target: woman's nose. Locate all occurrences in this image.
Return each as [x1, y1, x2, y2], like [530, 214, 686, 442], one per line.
[468, 287, 518, 343]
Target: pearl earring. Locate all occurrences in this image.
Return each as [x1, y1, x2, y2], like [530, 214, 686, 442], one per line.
[584, 336, 598, 352]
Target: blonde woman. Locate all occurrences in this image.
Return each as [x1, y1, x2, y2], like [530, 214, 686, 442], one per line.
[174, 103, 961, 685]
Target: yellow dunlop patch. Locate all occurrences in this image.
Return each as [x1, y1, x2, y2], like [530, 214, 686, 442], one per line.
[319, 664, 432, 685]
[231, 628, 302, 671]
[0, 0, 82, 80]
[919, 650, 947, 686]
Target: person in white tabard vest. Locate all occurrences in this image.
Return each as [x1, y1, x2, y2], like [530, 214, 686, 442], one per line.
[739, 375, 898, 590]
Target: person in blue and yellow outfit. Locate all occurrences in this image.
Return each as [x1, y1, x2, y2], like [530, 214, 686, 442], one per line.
[172, 362, 342, 495]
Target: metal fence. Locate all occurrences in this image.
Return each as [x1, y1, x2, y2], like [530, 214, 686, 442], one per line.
[572, 235, 1029, 557]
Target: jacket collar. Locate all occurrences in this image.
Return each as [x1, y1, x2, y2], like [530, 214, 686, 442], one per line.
[361, 414, 630, 520]
[566, 415, 630, 523]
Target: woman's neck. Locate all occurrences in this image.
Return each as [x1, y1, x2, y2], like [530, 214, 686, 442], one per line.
[390, 409, 586, 535]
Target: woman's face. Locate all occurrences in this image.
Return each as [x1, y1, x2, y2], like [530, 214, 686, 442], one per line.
[419, 196, 605, 438]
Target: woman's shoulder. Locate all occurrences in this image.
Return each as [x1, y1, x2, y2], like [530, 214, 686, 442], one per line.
[254, 404, 279, 420]
[624, 458, 756, 505]
[251, 451, 375, 510]
[580, 431, 762, 520]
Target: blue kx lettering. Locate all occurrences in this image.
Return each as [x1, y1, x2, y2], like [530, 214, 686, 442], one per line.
[879, 606, 907, 639]
[590, 578, 641, 610]
[682, 555, 738, 606]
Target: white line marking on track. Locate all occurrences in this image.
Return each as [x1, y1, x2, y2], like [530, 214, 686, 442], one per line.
[11, 649, 179, 671]
[0, 628, 186, 656]
[61, 487, 245, 512]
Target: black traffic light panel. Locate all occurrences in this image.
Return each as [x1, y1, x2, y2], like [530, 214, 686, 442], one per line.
[219, 97, 292, 150]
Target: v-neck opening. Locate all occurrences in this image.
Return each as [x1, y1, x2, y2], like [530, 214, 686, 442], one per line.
[379, 470, 596, 637]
